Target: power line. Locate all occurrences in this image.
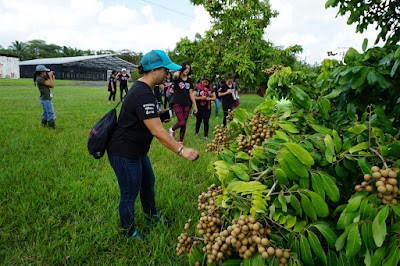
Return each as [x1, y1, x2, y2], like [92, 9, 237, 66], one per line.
[140, 0, 195, 18]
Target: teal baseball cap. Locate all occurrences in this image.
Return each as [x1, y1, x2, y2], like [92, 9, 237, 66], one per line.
[141, 50, 181, 71]
[36, 65, 50, 72]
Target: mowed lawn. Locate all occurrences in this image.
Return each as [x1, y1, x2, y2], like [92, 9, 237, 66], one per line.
[0, 79, 264, 266]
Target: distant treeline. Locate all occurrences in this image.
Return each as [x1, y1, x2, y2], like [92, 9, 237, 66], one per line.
[0, 39, 143, 64]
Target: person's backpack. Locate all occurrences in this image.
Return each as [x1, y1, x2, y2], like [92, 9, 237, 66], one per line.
[88, 101, 122, 159]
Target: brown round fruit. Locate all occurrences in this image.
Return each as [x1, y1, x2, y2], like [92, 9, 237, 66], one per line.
[371, 166, 380, 172]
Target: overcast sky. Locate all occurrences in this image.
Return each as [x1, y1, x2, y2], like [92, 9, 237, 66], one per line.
[0, 0, 380, 64]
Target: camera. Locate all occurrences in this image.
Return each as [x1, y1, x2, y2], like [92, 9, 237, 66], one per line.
[45, 71, 55, 79]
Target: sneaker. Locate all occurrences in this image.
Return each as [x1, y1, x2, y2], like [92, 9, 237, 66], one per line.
[178, 141, 184, 146]
[129, 230, 146, 241]
[151, 215, 173, 227]
[204, 136, 208, 141]
[195, 133, 198, 137]
[169, 128, 175, 138]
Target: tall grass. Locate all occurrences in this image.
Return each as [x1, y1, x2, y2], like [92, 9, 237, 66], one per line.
[0, 79, 264, 265]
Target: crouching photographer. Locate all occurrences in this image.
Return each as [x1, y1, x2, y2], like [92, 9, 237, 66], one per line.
[34, 65, 56, 129]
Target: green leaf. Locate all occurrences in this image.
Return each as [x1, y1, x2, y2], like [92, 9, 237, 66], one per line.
[372, 206, 389, 247]
[310, 124, 333, 135]
[332, 130, 342, 152]
[336, 224, 352, 251]
[311, 172, 325, 199]
[276, 155, 298, 181]
[313, 222, 338, 248]
[292, 85, 312, 109]
[347, 124, 367, 135]
[293, 220, 307, 233]
[308, 230, 328, 264]
[278, 193, 288, 212]
[349, 142, 369, 154]
[327, 250, 339, 266]
[228, 181, 267, 195]
[241, 252, 264, 266]
[391, 205, 400, 218]
[284, 142, 315, 166]
[230, 164, 250, 181]
[252, 197, 268, 212]
[361, 223, 377, 251]
[285, 215, 297, 229]
[375, 72, 391, 89]
[236, 151, 251, 160]
[280, 147, 309, 179]
[346, 224, 361, 259]
[301, 193, 317, 221]
[274, 167, 289, 186]
[319, 172, 340, 202]
[371, 247, 386, 266]
[309, 191, 329, 217]
[358, 157, 372, 175]
[324, 88, 343, 99]
[290, 194, 303, 216]
[367, 71, 378, 85]
[274, 130, 289, 141]
[382, 245, 400, 266]
[324, 134, 336, 163]
[337, 212, 358, 230]
[344, 195, 363, 213]
[300, 234, 314, 265]
[278, 121, 299, 133]
[362, 38, 368, 52]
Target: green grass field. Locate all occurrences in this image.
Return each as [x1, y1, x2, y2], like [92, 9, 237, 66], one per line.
[0, 79, 264, 265]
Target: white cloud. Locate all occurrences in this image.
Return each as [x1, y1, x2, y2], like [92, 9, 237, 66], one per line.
[0, 0, 381, 64]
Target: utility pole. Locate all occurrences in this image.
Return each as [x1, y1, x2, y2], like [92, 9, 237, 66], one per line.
[338, 47, 350, 61]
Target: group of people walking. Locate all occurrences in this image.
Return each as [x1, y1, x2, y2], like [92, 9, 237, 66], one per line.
[107, 68, 132, 104]
[167, 65, 240, 144]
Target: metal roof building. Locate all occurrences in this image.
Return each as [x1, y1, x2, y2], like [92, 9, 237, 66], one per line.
[19, 54, 137, 81]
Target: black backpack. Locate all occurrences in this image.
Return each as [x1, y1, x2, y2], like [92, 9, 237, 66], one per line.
[88, 101, 121, 159]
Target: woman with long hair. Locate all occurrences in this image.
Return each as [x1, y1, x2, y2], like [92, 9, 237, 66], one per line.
[168, 63, 197, 145]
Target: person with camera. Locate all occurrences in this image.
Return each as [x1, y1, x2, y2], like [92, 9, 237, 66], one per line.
[34, 65, 56, 129]
[219, 73, 239, 126]
[107, 50, 199, 240]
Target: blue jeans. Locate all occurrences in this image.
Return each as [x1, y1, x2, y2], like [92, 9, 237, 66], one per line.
[108, 154, 157, 235]
[215, 98, 221, 117]
[39, 99, 56, 121]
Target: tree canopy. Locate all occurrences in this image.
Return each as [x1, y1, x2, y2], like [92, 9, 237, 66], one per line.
[168, 0, 305, 91]
[326, 0, 400, 45]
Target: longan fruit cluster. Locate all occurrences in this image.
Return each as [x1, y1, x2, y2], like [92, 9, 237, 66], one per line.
[237, 112, 275, 154]
[372, 166, 399, 205]
[263, 64, 283, 75]
[355, 166, 399, 205]
[354, 173, 374, 193]
[176, 218, 201, 256]
[201, 215, 290, 265]
[206, 125, 230, 153]
[226, 109, 235, 123]
[198, 184, 222, 212]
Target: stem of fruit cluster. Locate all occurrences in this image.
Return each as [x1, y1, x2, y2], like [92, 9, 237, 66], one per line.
[370, 148, 388, 169]
[267, 181, 279, 197]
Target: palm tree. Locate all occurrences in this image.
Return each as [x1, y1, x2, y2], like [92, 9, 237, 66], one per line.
[8, 40, 26, 60]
